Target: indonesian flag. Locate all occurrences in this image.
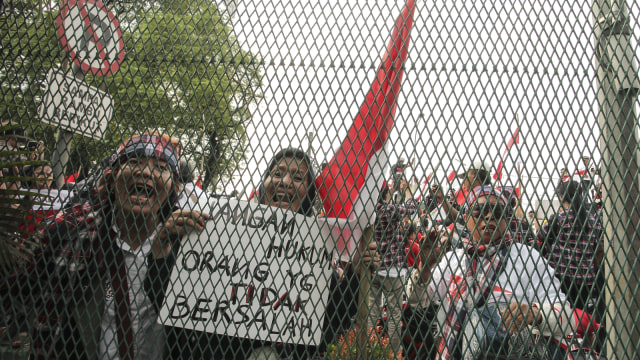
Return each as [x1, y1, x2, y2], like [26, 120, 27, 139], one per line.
[493, 127, 520, 181]
[247, 188, 258, 201]
[446, 170, 457, 183]
[315, 0, 415, 261]
[455, 187, 467, 206]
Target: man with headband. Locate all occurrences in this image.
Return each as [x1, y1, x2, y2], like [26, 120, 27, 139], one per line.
[31, 132, 210, 359]
[414, 185, 577, 360]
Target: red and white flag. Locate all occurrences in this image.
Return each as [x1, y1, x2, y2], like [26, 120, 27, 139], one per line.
[454, 187, 467, 206]
[315, 0, 415, 261]
[493, 127, 520, 181]
[446, 170, 457, 183]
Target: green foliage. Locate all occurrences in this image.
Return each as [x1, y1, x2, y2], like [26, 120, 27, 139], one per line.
[1, 0, 262, 191]
[0, 1, 63, 159]
[103, 0, 262, 191]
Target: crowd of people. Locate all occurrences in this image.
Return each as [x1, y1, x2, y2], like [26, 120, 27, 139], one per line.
[376, 159, 605, 359]
[0, 126, 606, 360]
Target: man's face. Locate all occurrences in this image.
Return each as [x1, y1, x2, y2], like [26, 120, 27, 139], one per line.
[112, 157, 175, 220]
[465, 195, 508, 244]
[34, 164, 53, 190]
[263, 156, 310, 213]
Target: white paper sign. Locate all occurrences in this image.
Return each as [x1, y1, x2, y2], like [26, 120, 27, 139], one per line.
[38, 68, 112, 139]
[158, 198, 334, 346]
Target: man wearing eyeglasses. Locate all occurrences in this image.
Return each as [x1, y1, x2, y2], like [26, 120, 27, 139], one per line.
[413, 185, 578, 360]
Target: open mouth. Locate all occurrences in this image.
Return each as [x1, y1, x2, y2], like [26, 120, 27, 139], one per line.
[129, 182, 156, 201]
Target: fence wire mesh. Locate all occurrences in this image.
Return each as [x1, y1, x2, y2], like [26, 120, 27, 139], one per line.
[1, 0, 640, 359]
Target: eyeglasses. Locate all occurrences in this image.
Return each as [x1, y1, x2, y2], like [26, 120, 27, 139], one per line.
[470, 203, 511, 220]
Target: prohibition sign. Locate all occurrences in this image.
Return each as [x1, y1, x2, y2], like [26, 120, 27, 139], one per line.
[56, 0, 125, 76]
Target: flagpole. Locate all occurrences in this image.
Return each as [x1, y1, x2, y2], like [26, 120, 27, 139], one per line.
[356, 225, 374, 356]
[515, 162, 525, 219]
[592, 0, 640, 356]
[315, 0, 415, 354]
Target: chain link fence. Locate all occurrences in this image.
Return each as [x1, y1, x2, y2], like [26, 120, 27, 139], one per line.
[1, 0, 639, 359]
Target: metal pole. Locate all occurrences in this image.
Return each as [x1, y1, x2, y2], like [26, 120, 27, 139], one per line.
[306, 131, 314, 158]
[52, 130, 74, 190]
[591, 0, 640, 358]
[51, 63, 84, 189]
[356, 226, 373, 357]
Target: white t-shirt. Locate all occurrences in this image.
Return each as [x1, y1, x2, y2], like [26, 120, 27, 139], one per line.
[99, 230, 164, 360]
[428, 243, 573, 337]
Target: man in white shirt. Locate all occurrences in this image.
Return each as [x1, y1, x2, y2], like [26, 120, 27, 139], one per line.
[414, 185, 576, 360]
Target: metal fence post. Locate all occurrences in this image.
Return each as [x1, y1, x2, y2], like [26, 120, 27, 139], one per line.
[592, 0, 640, 357]
[356, 225, 374, 358]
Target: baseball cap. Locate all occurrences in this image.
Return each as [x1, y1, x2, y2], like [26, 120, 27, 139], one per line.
[456, 160, 491, 179]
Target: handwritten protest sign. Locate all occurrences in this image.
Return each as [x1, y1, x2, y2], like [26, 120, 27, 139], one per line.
[158, 198, 334, 345]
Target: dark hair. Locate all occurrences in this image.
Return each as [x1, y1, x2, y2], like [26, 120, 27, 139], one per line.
[258, 148, 317, 216]
[556, 180, 588, 229]
[475, 169, 492, 186]
[403, 223, 418, 243]
[420, 215, 430, 228]
[0, 124, 24, 137]
[378, 186, 390, 204]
